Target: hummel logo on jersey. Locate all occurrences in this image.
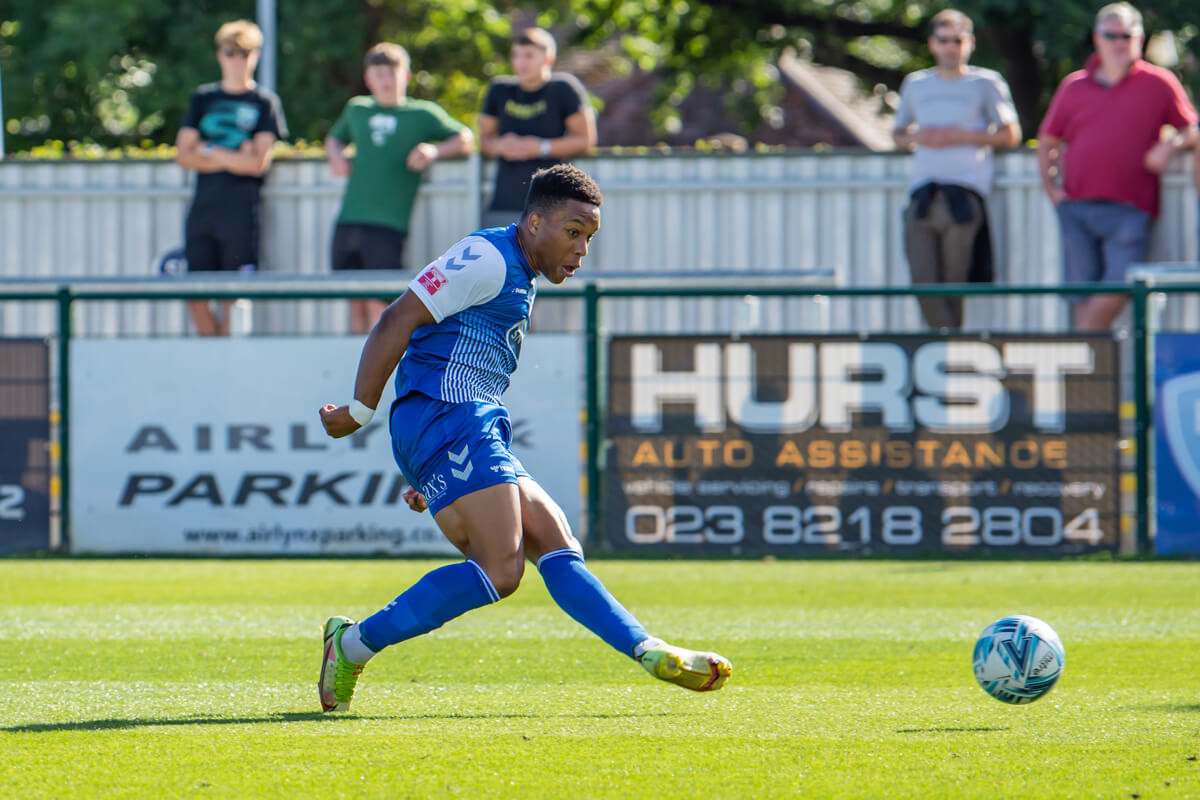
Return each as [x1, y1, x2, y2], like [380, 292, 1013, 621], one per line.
[448, 444, 473, 480]
[443, 246, 481, 271]
[417, 266, 448, 295]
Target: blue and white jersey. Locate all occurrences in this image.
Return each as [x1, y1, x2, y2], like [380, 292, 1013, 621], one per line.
[398, 225, 536, 404]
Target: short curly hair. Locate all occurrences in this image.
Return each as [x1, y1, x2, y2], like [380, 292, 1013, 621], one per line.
[522, 164, 603, 220]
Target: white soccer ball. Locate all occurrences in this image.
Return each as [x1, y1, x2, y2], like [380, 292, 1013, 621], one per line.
[972, 615, 1065, 704]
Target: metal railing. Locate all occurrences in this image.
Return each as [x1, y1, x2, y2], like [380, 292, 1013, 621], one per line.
[0, 272, 1185, 553]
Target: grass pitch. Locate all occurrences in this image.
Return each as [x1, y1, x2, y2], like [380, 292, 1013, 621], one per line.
[1, 559, 1198, 799]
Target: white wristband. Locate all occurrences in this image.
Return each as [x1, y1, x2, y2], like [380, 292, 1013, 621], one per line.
[539, 138, 552, 157]
[348, 399, 376, 427]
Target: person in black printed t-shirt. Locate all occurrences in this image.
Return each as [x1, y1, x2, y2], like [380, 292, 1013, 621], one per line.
[174, 19, 288, 336]
[478, 27, 596, 229]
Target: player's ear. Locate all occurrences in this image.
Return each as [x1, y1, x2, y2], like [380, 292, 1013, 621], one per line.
[526, 211, 541, 235]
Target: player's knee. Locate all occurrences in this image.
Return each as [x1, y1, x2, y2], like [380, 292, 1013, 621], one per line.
[489, 559, 524, 598]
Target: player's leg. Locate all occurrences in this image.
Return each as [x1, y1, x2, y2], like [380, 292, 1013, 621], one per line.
[319, 484, 521, 711]
[183, 218, 223, 336]
[1057, 200, 1104, 331]
[212, 205, 260, 336]
[1077, 203, 1150, 330]
[937, 192, 984, 330]
[519, 477, 732, 692]
[331, 223, 372, 334]
[358, 225, 406, 333]
[319, 397, 525, 711]
[904, 193, 951, 330]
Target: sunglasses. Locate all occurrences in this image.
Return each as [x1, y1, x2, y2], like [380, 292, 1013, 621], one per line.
[934, 35, 968, 45]
[1099, 31, 1134, 41]
[220, 47, 251, 58]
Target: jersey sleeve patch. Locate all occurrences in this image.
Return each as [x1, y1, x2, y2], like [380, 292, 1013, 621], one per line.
[409, 236, 507, 322]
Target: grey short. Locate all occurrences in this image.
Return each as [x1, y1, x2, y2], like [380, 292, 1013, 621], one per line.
[1057, 199, 1151, 288]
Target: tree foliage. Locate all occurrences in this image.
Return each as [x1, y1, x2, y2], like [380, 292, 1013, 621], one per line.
[2, 1, 1199, 153]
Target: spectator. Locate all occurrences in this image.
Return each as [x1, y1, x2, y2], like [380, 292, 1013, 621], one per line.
[478, 27, 596, 229]
[893, 9, 1021, 330]
[174, 19, 288, 336]
[326, 44, 474, 334]
[1038, 2, 1198, 330]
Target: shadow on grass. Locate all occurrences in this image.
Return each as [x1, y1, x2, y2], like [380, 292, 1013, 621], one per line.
[1127, 703, 1200, 714]
[3, 709, 681, 733]
[895, 727, 1009, 734]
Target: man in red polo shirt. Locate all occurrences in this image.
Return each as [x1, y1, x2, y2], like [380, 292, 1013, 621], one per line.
[1037, 2, 1197, 330]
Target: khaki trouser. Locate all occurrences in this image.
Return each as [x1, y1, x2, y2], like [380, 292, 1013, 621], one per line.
[903, 190, 984, 330]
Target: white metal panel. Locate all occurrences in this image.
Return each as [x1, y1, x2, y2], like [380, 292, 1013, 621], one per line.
[3, 151, 1200, 338]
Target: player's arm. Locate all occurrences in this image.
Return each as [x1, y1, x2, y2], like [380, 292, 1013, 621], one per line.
[1194, 131, 1200, 195]
[548, 106, 596, 158]
[326, 136, 352, 176]
[1145, 123, 1198, 175]
[893, 123, 917, 151]
[220, 131, 278, 177]
[320, 291, 436, 438]
[174, 127, 229, 173]
[478, 113, 507, 158]
[1036, 131, 1068, 205]
[406, 128, 475, 171]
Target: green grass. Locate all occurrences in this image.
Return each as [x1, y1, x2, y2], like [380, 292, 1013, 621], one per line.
[1, 560, 1198, 799]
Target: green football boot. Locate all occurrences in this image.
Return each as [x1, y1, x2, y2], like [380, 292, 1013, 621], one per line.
[318, 616, 364, 712]
[637, 641, 732, 692]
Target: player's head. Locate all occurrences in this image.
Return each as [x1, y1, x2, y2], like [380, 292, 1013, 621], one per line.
[214, 20, 262, 80]
[928, 9, 974, 70]
[1093, 2, 1143, 67]
[519, 164, 602, 284]
[511, 27, 556, 86]
[364, 43, 410, 105]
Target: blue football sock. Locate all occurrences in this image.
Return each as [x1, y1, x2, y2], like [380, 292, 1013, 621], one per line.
[537, 548, 649, 658]
[358, 560, 500, 650]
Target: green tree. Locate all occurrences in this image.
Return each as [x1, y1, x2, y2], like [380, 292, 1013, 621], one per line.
[571, 0, 1200, 140]
[2, 1, 1199, 153]
[0, 0, 515, 151]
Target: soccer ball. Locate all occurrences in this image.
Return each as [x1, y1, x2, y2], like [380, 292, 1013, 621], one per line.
[972, 615, 1065, 704]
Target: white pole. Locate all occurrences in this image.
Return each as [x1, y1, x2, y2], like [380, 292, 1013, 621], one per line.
[0, 58, 6, 159]
[256, 0, 277, 94]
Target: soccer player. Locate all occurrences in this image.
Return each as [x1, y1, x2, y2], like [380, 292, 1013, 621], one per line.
[317, 165, 732, 711]
[174, 19, 288, 336]
[477, 27, 596, 229]
[326, 43, 474, 334]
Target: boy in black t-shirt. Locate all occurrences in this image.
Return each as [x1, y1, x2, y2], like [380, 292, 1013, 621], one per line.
[174, 19, 288, 336]
[478, 28, 596, 228]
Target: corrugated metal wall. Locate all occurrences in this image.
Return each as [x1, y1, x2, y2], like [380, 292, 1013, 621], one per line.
[2, 150, 1197, 337]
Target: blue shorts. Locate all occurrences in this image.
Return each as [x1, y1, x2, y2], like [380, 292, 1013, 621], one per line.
[389, 391, 528, 516]
[1057, 200, 1151, 293]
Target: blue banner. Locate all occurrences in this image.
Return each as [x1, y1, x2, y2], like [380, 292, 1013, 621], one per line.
[0, 339, 51, 553]
[1154, 333, 1200, 555]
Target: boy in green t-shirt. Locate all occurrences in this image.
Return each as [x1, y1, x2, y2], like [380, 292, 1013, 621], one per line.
[326, 43, 474, 333]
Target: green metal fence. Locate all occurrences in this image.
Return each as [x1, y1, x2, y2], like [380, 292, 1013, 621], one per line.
[0, 274, 1185, 553]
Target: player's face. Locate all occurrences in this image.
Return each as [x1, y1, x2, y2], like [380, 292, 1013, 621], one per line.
[527, 199, 600, 284]
[511, 44, 552, 85]
[365, 64, 407, 105]
[217, 45, 259, 83]
[929, 23, 973, 69]
[1094, 17, 1142, 68]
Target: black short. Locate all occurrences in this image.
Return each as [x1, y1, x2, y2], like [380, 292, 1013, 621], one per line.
[184, 203, 259, 272]
[331, 223, 408, 271]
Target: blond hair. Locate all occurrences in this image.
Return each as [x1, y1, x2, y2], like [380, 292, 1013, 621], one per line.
[930, 9, 973, 35]
[364, 43, 410, 71]
[215, 20, 263, 52]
